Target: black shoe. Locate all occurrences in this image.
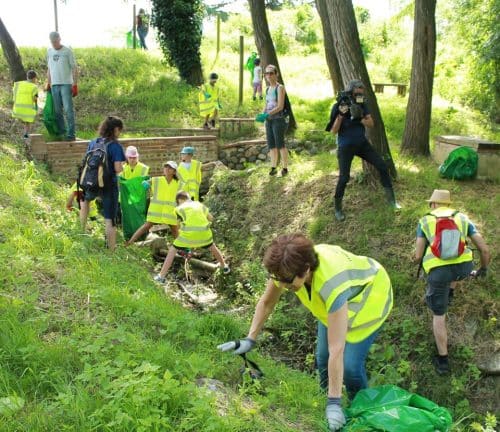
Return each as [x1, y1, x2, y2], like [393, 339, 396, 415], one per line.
[23, 133, 29, 139]
[203, 123, 210, 130]
[334, 198, 345, 221]
[210, 119, 216, 128]
[281, 168, 288, 176]
[269, 167, 277, 176]
[433, 355, 450, 375]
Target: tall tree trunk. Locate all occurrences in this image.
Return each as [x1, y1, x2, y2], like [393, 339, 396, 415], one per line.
[0, 17, 25, 82]
[401, 0, 436, 156]
[315, 0, 342, 94]
[248, 0, 297, 131]
[324, 0, 397, 179]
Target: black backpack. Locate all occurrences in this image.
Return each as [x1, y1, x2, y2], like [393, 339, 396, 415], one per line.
[79, 138, 109, 192]
[267, 84, 292, 117]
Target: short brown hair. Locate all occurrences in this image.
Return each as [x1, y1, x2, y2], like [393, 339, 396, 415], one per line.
[263, 233, 319, 279]
[176, 191, 190, 203]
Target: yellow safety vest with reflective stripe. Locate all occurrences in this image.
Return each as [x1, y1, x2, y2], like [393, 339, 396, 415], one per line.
[173, 200, 213, 248]
[294, 245, 393, 343]
[12, 81, 38, 123]
[199, 83, 221, 117]
[177, 160, 202, 201]
[146, 176, 179, 225]
[121, 162, 149, 180]
[70, 183, 98, 218]
[419, 207, 473, 273]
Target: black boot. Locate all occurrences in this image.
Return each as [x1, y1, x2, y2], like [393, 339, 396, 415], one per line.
[384, 187, 401, 209]
[334, 198, 345, 221]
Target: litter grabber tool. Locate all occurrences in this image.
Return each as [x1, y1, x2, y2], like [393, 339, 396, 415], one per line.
[239, 353, 264, 381]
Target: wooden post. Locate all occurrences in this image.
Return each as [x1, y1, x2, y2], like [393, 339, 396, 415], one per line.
[132, 4, 137, 49]
[239, 35, 244, 106]
[53, 0, 59, 31]
[216, 15, 221, 55]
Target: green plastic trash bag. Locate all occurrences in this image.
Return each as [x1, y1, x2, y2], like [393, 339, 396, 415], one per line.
[42, 89, 59, 136]
[126, 30, 134, 49]
[245, 52, 257, 82]
[119, 175, 149, 240]
[344, 385, 452, 432]
[439, 146, 478, 180]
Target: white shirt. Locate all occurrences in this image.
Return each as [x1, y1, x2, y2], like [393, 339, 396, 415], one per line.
[47, 46, 76, 85]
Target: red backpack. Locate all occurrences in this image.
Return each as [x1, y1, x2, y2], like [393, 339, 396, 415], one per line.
[428, 211, 466, 259]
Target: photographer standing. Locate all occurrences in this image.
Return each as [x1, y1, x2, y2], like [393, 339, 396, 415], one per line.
[326, 80, 400, 221]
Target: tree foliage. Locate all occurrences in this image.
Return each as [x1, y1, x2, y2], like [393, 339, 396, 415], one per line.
[451, 0, 500, 121]
[151, 0, 204, 86]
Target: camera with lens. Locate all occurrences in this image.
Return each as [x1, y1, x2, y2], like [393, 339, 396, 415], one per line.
[336, 90, 364, 121]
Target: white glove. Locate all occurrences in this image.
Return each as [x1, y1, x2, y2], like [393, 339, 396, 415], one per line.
[217, 337, 256, 355]
[326, 402, 346, 431]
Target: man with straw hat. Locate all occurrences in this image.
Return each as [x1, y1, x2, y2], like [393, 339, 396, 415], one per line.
[414, 189, 490, 375]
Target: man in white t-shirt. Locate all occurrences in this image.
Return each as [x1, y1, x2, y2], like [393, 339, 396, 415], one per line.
[46, 31, 78, 140]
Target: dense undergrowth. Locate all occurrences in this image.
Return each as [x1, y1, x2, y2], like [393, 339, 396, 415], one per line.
[0, 43, 498, 431]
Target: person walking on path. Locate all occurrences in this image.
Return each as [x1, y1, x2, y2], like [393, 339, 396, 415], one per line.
[199, 73, 221, 130]
[79, 116, 126, 251]
[12, 70, 39, 139]
[258, 64, 289, 177]
[125, 161, 180, 245]
[154, 191, 229, 283]
[46, 31, 78, 141]
[136, 8, 150, 50]
[252, 58, 263, 101]
[218, 233, 393, 431]
[121, 146, 150, 179]
[326, 79, 400, 221]
[414, 189, 490, 375]
[177, 146, 202, 201]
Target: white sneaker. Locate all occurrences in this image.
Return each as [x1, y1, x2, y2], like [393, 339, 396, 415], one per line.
[153, 274, 166, 283]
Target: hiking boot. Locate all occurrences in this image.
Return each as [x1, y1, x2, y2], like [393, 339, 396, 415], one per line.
[281, 168, 288, 177]
[384, 187, 402, 209]
[269, 167, 277, 176]
[153, 274, 166, 284]
[432, 355, 450, 375]
[334, 198, 345, 222]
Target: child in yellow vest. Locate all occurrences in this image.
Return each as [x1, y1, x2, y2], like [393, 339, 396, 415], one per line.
[66, 182, 98, 219]
[121, 146, 150, 179]
[177, 146, 202, 201]
[125, 161, 180, 245]
[154, 191, 229, 283]
[199, 72, 221, 129]
[12, 70, 38, 139]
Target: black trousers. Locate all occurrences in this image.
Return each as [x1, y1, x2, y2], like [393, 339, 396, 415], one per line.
[335, 139, 393, 200]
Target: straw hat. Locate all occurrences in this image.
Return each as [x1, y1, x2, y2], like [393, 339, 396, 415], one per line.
[426, 189, 452, 204]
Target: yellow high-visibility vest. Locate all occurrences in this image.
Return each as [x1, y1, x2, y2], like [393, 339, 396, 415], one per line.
[291, 245, 393, 343]
[146, 176, 179, 225]
[12, 81, 38, 123]
[70, 183, 98, 218]
[173, 200, 213, 249]
[121, 162, 149, 179]
[177, 160, 202, 201]
[419, 207, 473, 273]
[199, 83, 221, 117]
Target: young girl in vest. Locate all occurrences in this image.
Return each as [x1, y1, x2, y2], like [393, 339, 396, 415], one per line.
[12, 70, 38, 139]
[177, 146, 201, 201]
[125, 161, 179, 245]
[121, 146, 150, 179]
[154, 191, 229, 283]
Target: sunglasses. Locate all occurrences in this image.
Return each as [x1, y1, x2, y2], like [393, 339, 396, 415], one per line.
[268, 273, 295, 284]
[264, 71, 275, 75]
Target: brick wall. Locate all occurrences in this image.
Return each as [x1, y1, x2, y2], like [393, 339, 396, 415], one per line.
[31, 135, 218, 178]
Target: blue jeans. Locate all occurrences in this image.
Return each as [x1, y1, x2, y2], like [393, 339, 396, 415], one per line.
[51, 84, 75, 139]
[137, 27, 148, 50]
[316, 321, 379, 400]
[265, 116, 287, 149]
